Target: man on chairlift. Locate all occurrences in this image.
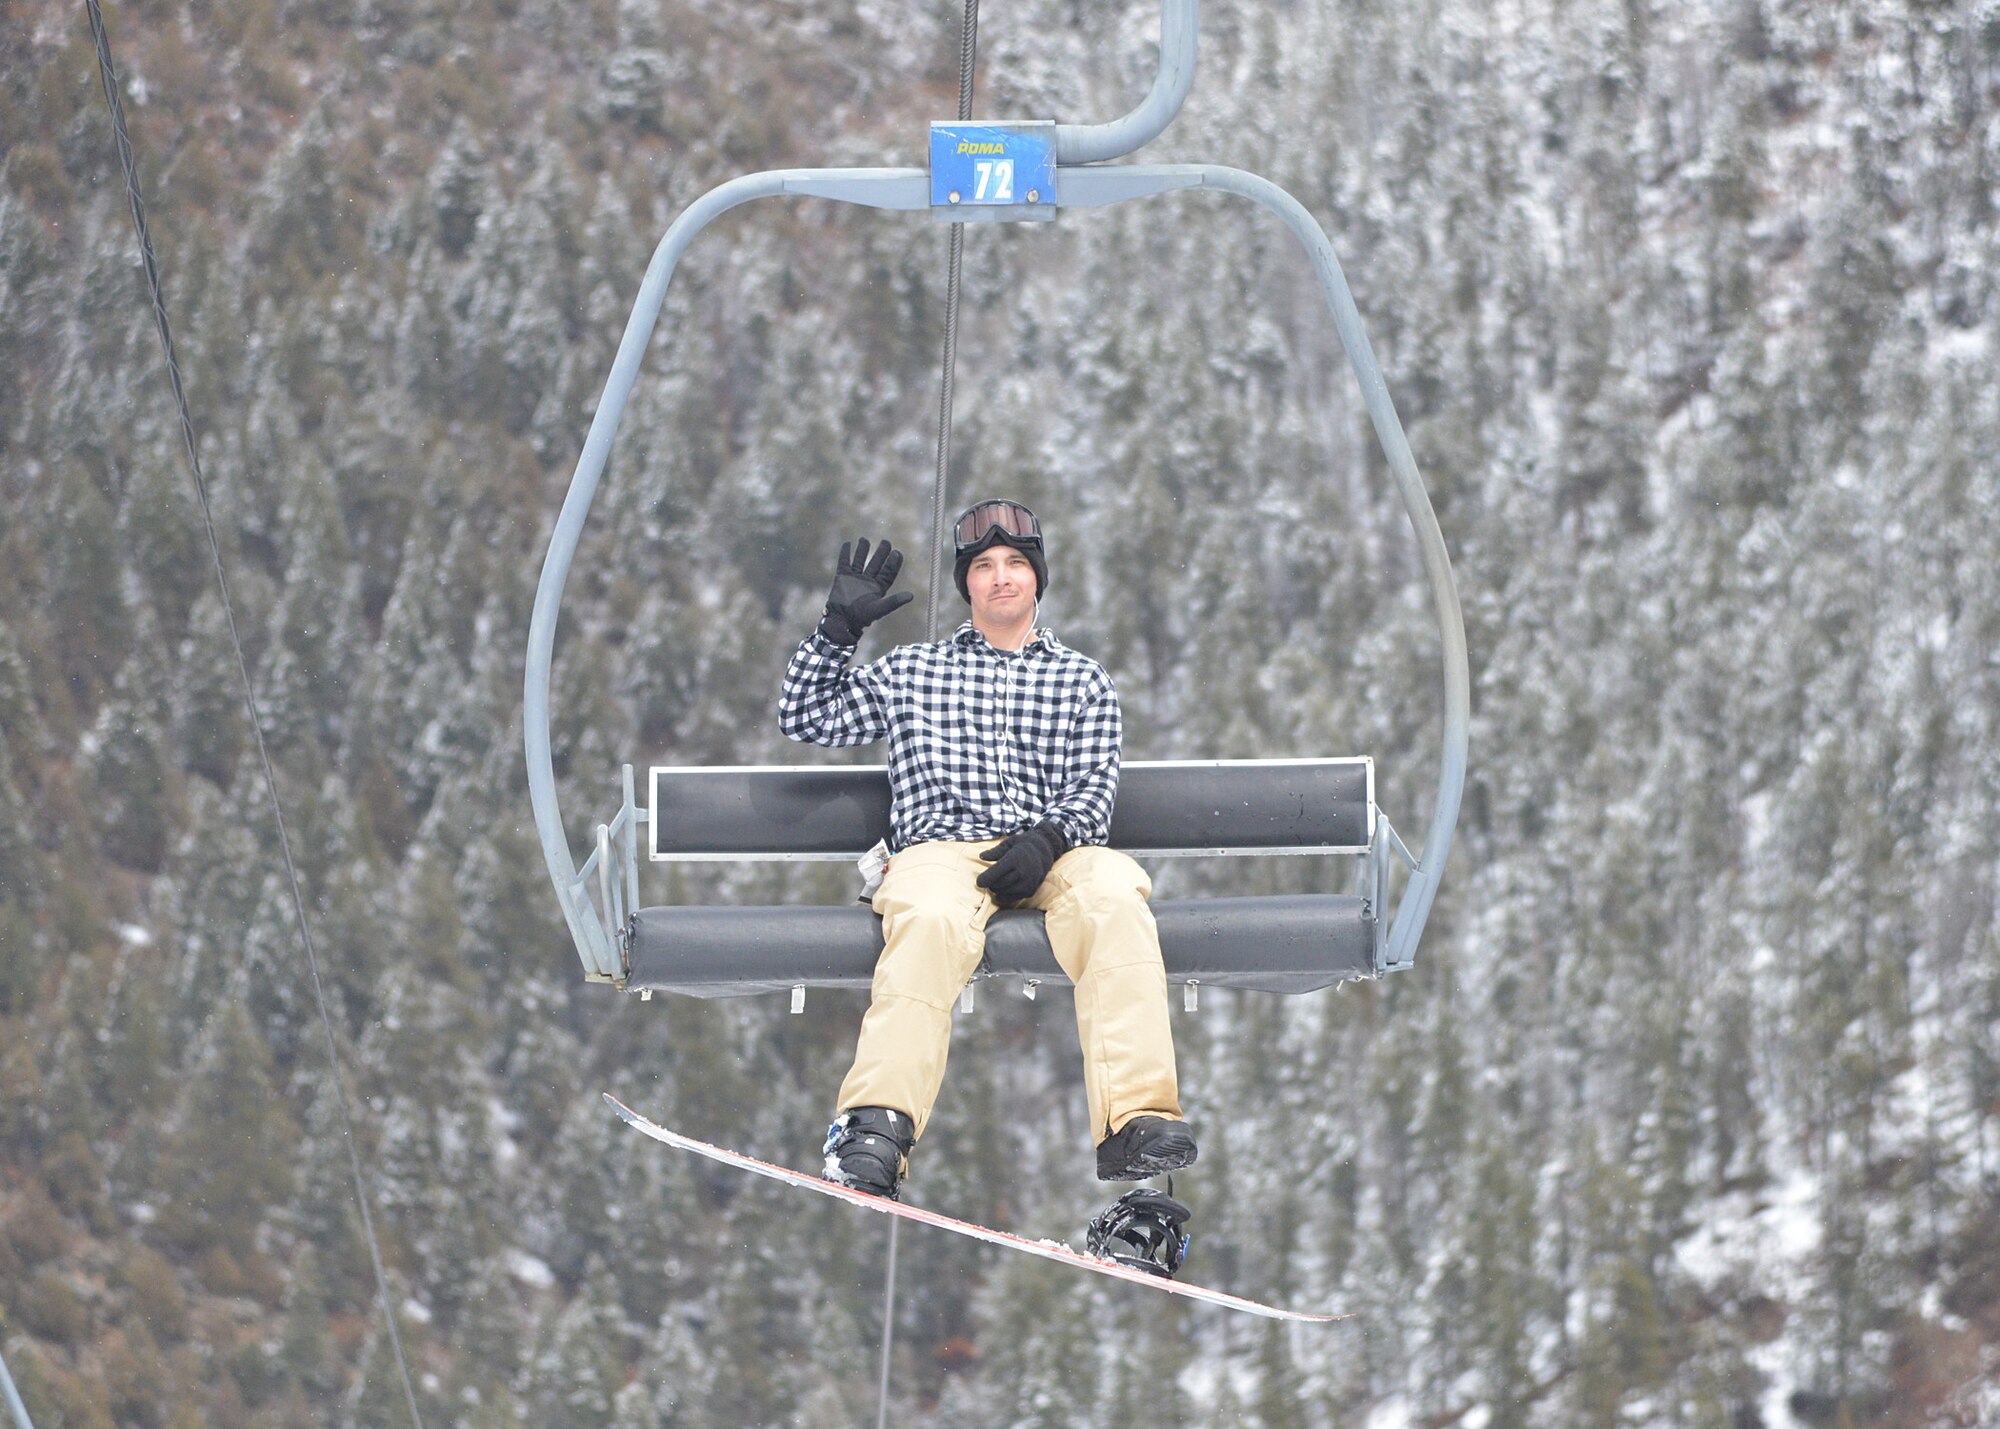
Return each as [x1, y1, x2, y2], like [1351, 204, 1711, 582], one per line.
[778, 499, 1198, 1207]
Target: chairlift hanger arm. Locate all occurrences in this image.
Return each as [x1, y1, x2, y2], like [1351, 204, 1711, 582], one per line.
[934, 0, 1195, 192]
[1192, 165, 1467, 969]
[525, 167, 925, 981]
[1055, 0, 1198, 164]
[1051, 163, 1469, 970]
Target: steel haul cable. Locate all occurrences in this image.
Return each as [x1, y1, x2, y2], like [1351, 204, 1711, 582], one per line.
[82, 3, 425, 1425]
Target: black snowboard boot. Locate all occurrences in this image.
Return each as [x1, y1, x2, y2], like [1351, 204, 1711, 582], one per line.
[1087, 1188, 1193, 1278]
[1096, 1115, 1198, 1181]
[822, 1107, 915, 1200]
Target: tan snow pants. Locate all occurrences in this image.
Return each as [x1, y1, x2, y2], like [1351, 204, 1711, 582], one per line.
[835, 839, 1182, 1147]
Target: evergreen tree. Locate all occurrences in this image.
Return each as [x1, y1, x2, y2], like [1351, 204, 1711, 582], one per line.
[451, 1251, 528, 1409]
[79, 603, 186, 873]
[523, 1256, 626, 1425]
[697, 1237, 807, 1428]
[0, 738, 43, 1013]
[117, 442, 211, 648]
[232, 872, 313, 1072]
[40, 456, 129, 713]
[268, 459, 359, 755]
[960, 1259, 1101, 1429]
[622, 1305, 709, 1428]
[0, 613, 41, 763]
[286, 1075, 379, 1317]
[170, 590, 249, 789]
[302, 775, 393, 1038]
[429, 121, 490, 260]
[152, 1000, 301, 1259]
[246, 104, 357, 296]
[343, 1320, 436, 1429]
[279, 1245, 339, 1400]
[92, 940, 175, 1123]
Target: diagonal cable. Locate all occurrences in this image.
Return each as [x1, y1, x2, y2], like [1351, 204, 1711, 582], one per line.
[82, 4, 425, 1425]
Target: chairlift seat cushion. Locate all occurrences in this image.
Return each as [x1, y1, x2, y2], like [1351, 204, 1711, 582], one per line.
[626, 894, 1374, 998]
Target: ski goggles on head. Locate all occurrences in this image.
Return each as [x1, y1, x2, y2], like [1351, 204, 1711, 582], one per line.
[952, 499, 1042, 553]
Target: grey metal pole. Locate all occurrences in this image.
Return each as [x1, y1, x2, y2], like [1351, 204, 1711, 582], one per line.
[873, 1218, 899, 1429]
[0, 1344, 36, 1429]
[524, 168, 928, 981]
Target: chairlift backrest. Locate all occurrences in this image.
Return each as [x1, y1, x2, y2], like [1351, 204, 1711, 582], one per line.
[648, 759, 1373, 861]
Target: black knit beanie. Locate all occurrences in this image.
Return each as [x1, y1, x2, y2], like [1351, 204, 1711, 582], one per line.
[954, 528, 1049, 603]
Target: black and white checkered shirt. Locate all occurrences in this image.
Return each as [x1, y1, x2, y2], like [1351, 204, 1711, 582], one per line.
[778, 622, 1120, 852]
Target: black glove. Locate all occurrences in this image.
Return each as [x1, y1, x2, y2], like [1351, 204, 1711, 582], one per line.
[976, 822, 1070, 904]
[818, 537, 913, 646]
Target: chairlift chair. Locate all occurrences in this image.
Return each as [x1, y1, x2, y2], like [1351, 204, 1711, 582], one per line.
[524, 0, 1469, 1003]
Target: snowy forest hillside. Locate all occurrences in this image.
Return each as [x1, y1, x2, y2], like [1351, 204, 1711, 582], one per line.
[3, 0, 1999, 1423]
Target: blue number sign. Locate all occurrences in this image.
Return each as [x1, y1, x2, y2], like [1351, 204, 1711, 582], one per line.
[928, 121, 1058, 222]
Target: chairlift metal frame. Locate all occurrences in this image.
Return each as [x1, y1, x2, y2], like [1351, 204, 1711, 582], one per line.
[524, 0, 1468, 991]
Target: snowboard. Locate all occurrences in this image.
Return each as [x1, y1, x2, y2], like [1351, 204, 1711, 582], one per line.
[605, 1093, 1345, 1323]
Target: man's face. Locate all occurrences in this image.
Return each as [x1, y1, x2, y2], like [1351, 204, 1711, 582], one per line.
[966, 544, 1038, 624]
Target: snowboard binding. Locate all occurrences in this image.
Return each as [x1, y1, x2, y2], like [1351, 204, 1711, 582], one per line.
[1087, 1187, 1192, 1278]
